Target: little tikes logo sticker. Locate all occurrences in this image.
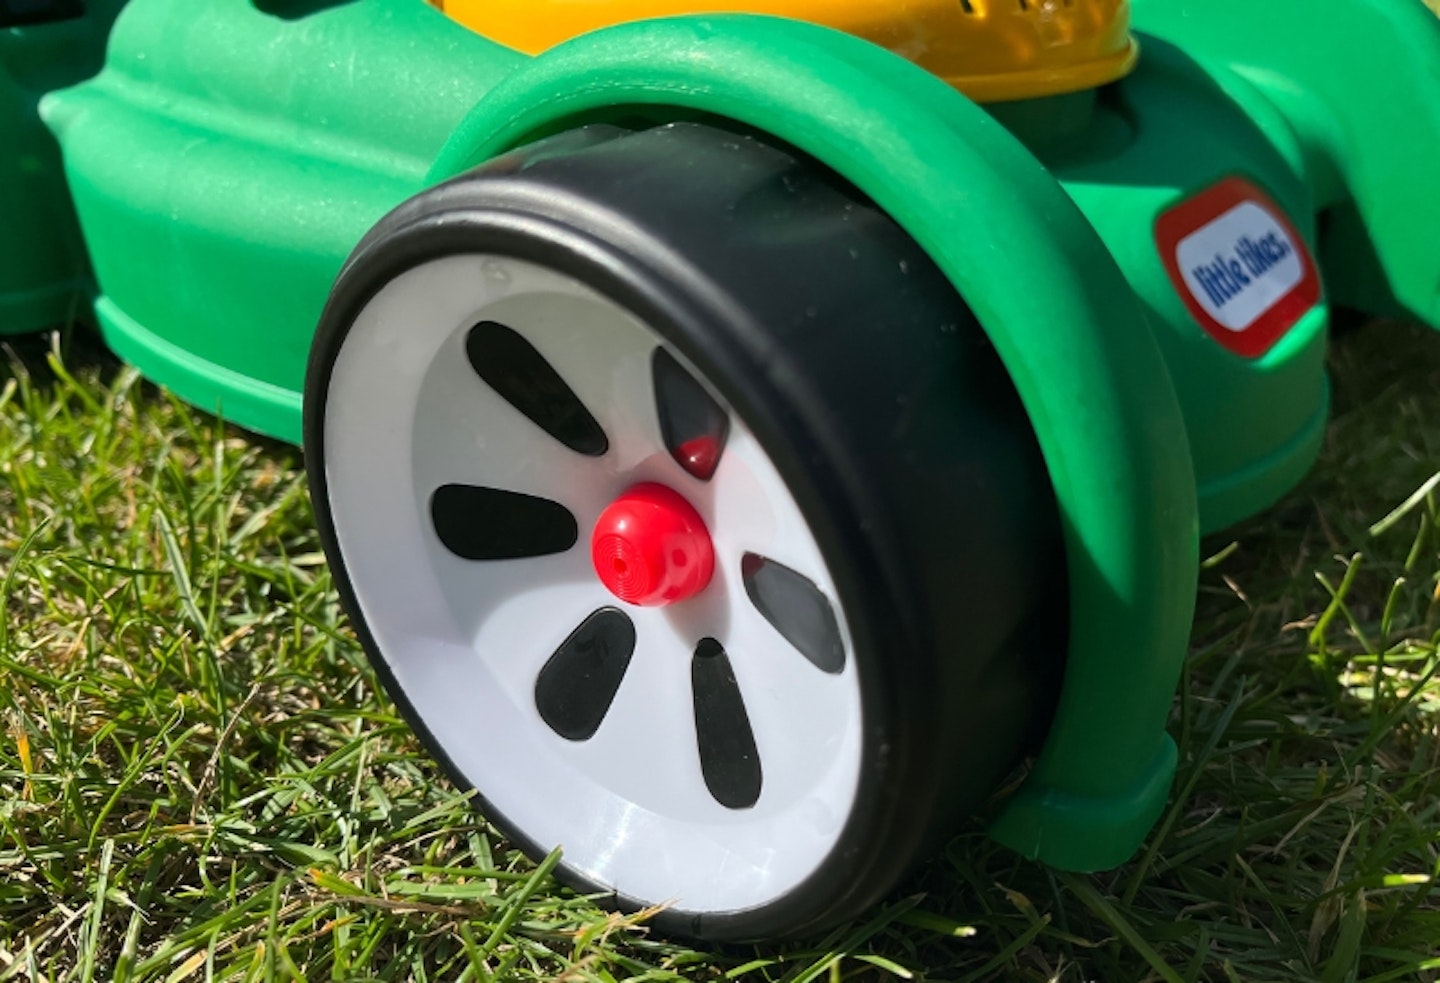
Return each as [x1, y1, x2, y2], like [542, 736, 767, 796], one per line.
[1155, 177, 1320, 358]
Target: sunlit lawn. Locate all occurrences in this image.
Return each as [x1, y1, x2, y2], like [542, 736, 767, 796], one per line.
[3, 318, 1440, 980]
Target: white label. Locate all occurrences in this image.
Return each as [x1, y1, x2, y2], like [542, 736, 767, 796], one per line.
[1174, 201, 1304, 332]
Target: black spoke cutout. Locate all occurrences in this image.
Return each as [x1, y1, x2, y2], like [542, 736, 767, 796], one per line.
[535, 608, 636, 741]
[692, 639, 762, 809]
[466, 320, 608, 456]
[431, 484, 577, 560]
[653, 347, 729, 481]
[741, 553, 845, 674]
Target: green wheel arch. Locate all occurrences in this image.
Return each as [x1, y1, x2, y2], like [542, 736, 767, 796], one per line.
[427, 15, 1200, 871]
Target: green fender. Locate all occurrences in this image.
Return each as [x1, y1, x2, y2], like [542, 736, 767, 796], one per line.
[1133, 0, 1440, 328]
[428, 16, 1200, 871]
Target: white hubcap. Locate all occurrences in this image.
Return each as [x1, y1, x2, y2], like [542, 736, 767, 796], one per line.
[323, 254, 864, 913]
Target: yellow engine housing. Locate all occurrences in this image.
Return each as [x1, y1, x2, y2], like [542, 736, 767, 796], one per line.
[434, 0, 1138, 103]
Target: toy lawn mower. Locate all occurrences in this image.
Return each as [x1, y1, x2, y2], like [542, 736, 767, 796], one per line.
[4, 0, 1439, 942]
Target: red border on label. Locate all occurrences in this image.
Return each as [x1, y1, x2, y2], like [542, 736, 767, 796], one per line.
[1155, 176, 1320, 359]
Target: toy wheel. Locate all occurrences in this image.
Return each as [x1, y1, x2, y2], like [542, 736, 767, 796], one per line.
[305, 123, 1065, 940]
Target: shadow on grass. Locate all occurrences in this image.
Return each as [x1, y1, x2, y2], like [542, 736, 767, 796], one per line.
[827, 318, 1440, 983]
[0, 320, 120, 385]
[1, 319, 300, 460]
[1194, 318, 1440, 660]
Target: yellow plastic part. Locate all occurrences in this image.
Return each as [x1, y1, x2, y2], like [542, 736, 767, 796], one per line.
[433, 0, 1138, 103]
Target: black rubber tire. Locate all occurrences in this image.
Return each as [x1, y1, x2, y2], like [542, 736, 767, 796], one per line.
[304, 121, 1066, 942]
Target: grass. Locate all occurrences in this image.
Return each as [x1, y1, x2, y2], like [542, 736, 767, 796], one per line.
[2, 316, 1440, 981]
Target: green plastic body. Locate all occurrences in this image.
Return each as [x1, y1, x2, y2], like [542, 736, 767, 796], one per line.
[1132, 0, 1440, 331]
[38, 0, 521, 441]
[6, 0, 1438, 872]
[1032, 59, 1334, 536]
[0, 1, 122, 334]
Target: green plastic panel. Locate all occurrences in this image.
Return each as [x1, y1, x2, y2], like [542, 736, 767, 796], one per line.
[41, 0, 523, 441]
[1132, 0, 1440, 330]
[1039, 40, 1333, 533]
[0, 0, 123, 334]
[427, 14, 1201, 873]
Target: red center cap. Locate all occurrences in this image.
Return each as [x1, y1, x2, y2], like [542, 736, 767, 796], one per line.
[591, 483, 715, 606]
